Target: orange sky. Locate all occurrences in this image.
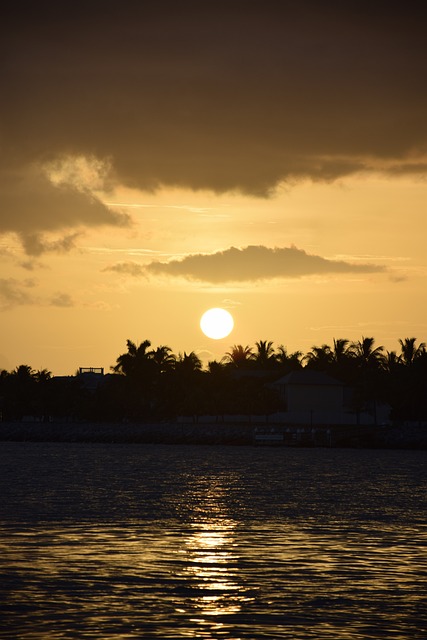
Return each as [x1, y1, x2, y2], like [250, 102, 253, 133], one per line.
[1, 2, 426, 374]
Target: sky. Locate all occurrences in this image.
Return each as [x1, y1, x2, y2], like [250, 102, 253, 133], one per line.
[1, 1, 426, 375]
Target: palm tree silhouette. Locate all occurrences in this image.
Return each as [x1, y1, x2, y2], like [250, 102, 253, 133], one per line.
[175, 351, 203, 374]
[332, 338, 351, 364]
[254, 340, 276, 367]
[12, 364, 36, 380]
[384, 350, 402, 373]
[34, 369, 52, 383]
[398, 337, 426, 366]
[150, 345, 176, 373]
[222, 344, 254, 367]
[304, 344, 333, 369]
[276, 345, 303, 369]
[350, 337, 385, 369]
[113, 339, 152, 377]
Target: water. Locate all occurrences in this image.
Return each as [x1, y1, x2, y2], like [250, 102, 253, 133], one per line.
[0, 442, 426, 639]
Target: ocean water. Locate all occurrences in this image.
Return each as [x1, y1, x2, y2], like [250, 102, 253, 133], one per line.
[0, 442, 426, 639]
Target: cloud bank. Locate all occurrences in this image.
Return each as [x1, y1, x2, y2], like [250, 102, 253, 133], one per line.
[107, 245, 386, 283]
[0, 1, 426, 215]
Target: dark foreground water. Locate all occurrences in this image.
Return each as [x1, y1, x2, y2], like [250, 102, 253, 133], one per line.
[0, 443, 426, 639]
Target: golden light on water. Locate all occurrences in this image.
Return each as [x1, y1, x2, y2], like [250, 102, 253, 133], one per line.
[2, 442, 426, 640]
[176, 475, 255, 629]
[183, 520, 250, 627]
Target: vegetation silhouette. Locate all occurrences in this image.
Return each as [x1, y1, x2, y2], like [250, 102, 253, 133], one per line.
[0, 336, 426, 425]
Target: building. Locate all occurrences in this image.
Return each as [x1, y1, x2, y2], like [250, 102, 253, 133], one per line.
[269, 369, 390, 425]
[78, 367, 105, 391]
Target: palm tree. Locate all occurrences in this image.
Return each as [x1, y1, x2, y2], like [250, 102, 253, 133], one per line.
[34, 369, 52, 383]
[222, 344, 254, 367]
[350, 337, 385, 369]
[275, 345, 303, 369]
[12, 364, 35, 380]
[112, 339, 160, 419]
[326, 338, 356, 380]
[112, 339, 152, 377]
[332, 338, 351, 364]
[254, 340, 276, 367]
[8, 365, 37, 419]
[175, 351, 203, 374]
[304, 344, 333, 370]
[398, 337, 426, 366]
[383, 350, 402, 373]
[150, 345, 176, 373]
[208, 360, 230, 375]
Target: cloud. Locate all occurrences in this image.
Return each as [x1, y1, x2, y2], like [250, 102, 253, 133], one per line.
[0, 279, 76, 310]
[103, 262, 146, 277]
[109, 245, 386, 283]
[50, 292, 74, 307]
[0, 160, 131, 254]
[0, 278, 36, 310]
[19, 259, 45, 271]
[1, 2, 426, 203]
[20, 232, 82, 257]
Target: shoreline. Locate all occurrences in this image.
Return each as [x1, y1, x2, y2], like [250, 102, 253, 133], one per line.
[0, 421, 426, 449]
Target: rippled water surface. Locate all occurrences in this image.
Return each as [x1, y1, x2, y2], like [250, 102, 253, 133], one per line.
[0, 442, 426, 639]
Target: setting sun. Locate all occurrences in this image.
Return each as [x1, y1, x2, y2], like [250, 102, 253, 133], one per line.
[200, 308, 234, 340]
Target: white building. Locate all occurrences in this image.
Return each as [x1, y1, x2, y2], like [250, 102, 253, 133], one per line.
[269, 369, 390, 425]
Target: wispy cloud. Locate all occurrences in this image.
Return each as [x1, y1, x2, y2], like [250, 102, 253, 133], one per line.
[0, 280, 77, 310]
[0, 278, 36, 310]
[106, 202, 215, 214]
[104, 262, 146, 277]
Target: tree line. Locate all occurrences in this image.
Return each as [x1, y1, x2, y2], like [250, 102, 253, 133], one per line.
[0, 336, 426, 423]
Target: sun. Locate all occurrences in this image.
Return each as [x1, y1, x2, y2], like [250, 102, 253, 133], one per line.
[200, 308, 234, 340]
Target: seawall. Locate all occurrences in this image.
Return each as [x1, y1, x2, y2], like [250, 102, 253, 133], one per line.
[0, 421, 426, 449]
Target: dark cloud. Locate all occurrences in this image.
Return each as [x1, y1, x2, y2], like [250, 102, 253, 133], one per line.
[111, 245, 386, 283]
[1, 0, 426, 206]
[20, 232, 82, 257]
[0, 168, 127, 235]
[0, 164, 131, 254]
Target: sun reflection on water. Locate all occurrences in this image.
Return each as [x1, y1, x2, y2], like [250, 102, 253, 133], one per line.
[174, 480, 255, 632]
[1, 444, 426, 639]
